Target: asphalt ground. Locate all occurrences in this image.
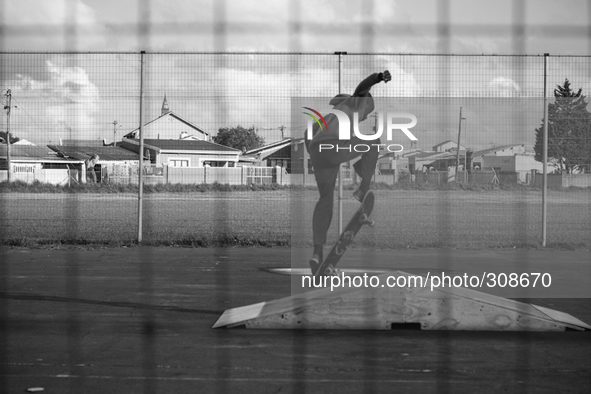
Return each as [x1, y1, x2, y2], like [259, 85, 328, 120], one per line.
[0, 246, 590, 393]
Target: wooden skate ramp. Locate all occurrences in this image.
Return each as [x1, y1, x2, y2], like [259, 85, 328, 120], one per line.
[213, 271, 591, 331]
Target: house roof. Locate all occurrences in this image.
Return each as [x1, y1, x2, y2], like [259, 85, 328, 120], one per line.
[243, 139, 292, 158]
[48, 145, 140, 161]
[472, 144, 524, 157]
[433, 140, 456, 147]
[0, 145, 67, 161]
[378, 148, 424, 160]
[415, 151, 455, 159]
[61, 139, 107, 147]
[433, 140, 467, 151]
[244, 139, 291, 155]
[122, 138, 240, 153]
[123, 111, 211, 139]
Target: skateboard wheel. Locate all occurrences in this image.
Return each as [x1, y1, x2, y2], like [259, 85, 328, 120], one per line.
[359, 214, 374, 227]
[343, 231, 354, 242]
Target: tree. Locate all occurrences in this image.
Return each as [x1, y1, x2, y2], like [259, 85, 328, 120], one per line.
[534, 79, 591, 173]
[0, 131, 20, 144]
[213, 125, 265, 152]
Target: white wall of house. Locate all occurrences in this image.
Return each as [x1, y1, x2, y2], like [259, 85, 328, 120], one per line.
[158, 152, 239, 167]
[482, 153, 547, 173]
[482, 154, 555, 183]
[515, 154, 544, 172]
[474, 145, 526, 164]
[482, 156, 516, 171]
[0, 161, 82, 185]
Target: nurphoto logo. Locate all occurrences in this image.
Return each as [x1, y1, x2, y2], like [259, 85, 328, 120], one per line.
[302, 107, 418, 153]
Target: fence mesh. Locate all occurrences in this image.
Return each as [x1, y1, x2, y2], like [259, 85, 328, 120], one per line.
[1, 52, 590, 247]
[1, 1, 591, 393]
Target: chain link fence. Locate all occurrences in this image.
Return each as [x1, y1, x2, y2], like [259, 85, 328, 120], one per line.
[0, 52, 589, 247]
[1, 2, 590, 393]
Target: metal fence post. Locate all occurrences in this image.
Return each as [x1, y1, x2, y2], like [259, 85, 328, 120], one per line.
[542, 53, 549, 247]
[138, 51, 146, 243]
[4, 89, 12, 183]
[336, 51, 346, 234]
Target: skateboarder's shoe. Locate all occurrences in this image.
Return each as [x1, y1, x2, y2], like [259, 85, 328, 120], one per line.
[353, 188, 367, 202]
[309, 253, 321, 275]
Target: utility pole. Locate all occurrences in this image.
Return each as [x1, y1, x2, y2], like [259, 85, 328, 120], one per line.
[455, 107, 466, 181]
[335, 51, 347, 234]
[262, 125, 288, 141]
[4, 89, 12, 182]
[138, 51, 146, 243]
[542, 53, 549, 247]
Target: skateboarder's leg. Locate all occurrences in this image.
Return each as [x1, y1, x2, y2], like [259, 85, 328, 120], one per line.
[311, 137, 381, 202]
[346, 137, 381, 201]
[312, 164, 339, 255]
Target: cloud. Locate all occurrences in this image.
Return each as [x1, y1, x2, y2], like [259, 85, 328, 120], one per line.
[488, 77, 521, 97]
[10, 60, 100, 140]
[2, 0, 108, 51]
[350, 0, 398, 24]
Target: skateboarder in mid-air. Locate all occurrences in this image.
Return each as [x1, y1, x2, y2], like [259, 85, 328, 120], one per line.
[305, 70, 392, 273]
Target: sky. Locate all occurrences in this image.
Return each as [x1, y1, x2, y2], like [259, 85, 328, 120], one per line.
[2, 0, 590, 54]
[0, 0, 590, 149]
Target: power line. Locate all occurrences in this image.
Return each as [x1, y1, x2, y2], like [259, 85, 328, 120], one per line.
[9, 96, 46, 134]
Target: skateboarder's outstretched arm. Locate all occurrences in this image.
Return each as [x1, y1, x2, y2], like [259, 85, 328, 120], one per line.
[353, 70, 392, 97]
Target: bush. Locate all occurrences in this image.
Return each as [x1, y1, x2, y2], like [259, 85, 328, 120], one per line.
[0, 180, 296, 194]
[2, 179, 590, 194]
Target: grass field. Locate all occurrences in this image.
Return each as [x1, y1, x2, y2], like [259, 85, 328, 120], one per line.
[0, 189, 590, 249]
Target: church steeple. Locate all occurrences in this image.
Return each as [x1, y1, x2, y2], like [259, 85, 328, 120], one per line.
[161, 94, 170, 115]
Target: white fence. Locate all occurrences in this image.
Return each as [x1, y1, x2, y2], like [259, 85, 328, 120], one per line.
[108, 165, 287, 186]
[0, 167, 77, 185]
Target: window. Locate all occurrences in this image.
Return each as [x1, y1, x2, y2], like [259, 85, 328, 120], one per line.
[169, 159, 189, 167]
[42, 163, 68, 169]
[14, 165, 35, 173]
[202, 161, 227, 167]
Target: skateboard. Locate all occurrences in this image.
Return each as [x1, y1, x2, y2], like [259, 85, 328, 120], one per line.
[313, 190, 375, 277]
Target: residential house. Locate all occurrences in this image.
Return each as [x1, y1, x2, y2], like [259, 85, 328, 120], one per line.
[377, 148, 424, 175]
[123, 96, 211, 142]
[433, 140, 466, 153]
[408, 151, 457, 173]
[471, 144, 526, 170]
[48, 144, 140, 183]
[470, 144, 558, 182]
[119, 138, 241, 168]
[60, 139, 108, 147]
[0, 145, 84, 185]
[241, 139, 293, 170]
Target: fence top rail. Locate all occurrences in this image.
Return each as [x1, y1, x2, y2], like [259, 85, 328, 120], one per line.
[0, 51, 589, 57]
